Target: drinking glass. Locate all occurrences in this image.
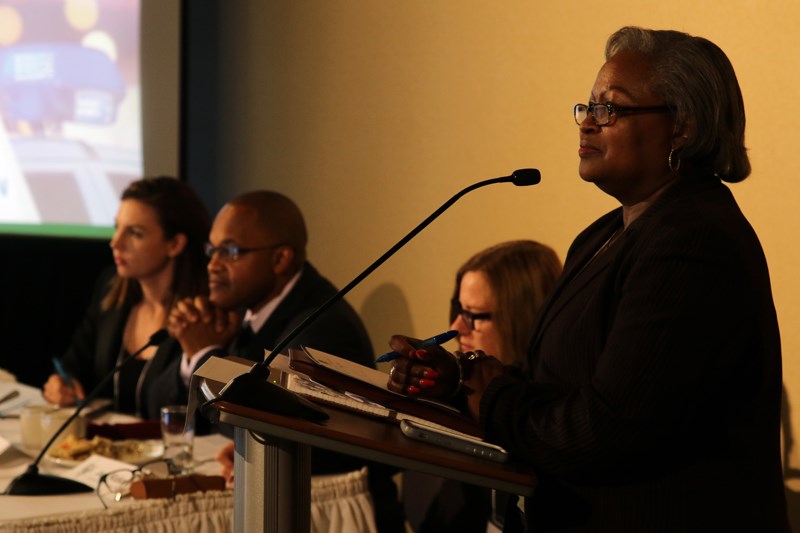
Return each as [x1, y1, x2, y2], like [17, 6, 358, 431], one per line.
[159, 405, 194, 473]
[20, 405, 53, 449]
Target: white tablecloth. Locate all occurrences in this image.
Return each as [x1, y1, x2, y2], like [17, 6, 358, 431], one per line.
[0, 490, 233, 533]
[0, 380, 378, 533]
[0, 403, 233, 530]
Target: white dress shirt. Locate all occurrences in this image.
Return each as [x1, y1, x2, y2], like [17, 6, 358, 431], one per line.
[179, 270, 302, 385]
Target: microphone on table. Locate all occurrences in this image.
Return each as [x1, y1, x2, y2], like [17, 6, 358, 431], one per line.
[211, 168, 541, 420]
[4, 329, 170, 496]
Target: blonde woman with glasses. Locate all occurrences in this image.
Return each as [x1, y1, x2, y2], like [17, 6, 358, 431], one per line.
[404, 240, 561, 533]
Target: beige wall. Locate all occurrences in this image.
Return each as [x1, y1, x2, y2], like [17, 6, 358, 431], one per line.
[141, 0, 181, 178]
[207, 0, 800, 511]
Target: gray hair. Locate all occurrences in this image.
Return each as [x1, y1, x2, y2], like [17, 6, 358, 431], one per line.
[606, 27, 750, 183]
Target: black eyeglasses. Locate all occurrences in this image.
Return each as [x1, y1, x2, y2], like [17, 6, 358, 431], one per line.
[204, 242, 285, 262]
[574, 102, 671, 126]
[95, 458, 179, 509]
[453, 304, 492, 331]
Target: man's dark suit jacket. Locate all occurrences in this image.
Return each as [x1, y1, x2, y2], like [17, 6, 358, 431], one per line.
[481, 176, 789, 531]
[148, 262, 373, 416]
[218, 261, 373, 367]
[61, 268, 181, 419]
[149, 262, 407, 532]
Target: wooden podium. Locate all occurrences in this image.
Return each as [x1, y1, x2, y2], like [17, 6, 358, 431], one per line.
[203, 373, 537, 533]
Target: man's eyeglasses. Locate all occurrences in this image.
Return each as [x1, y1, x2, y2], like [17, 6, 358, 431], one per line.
[574, 102, 671, 126]
[452, 303, 492, 331]
[95, 458, 179, 509]
[204, 242, 286, 262]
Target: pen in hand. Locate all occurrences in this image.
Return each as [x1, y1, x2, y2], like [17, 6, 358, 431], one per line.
[52, 357, 85, 406]
[52, 357, 73, 387]
[52, 356, 87, 407]
[375, 330, 458, 363]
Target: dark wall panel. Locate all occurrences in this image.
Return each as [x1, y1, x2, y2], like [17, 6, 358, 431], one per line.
[0, 236, 112, 386]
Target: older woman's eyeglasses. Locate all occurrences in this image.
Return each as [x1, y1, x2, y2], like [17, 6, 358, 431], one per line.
[204, 242, 285, 262]
[453, 304, 492, 331]
[574, 102, 671, 126]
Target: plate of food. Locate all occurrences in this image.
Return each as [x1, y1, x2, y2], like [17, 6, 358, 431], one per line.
[46, 435, 165, 467]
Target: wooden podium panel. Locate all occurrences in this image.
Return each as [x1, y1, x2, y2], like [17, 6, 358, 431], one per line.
[204, 371, 536, 533]
[216, 400, 536, 494]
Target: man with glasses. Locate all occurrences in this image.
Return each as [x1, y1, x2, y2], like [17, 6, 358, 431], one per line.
[150, 190, 405, 532]
[162, 190, 373, 371]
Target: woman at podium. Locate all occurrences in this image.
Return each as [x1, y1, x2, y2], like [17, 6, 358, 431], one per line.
[387, 26, 789, 531]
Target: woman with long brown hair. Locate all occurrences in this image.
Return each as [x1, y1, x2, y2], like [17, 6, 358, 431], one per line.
[43, 176, 210, 418]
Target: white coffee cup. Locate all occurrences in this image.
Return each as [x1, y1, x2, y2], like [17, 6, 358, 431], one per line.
[19, 405, 54, 449]
[41, 408, 84, 450]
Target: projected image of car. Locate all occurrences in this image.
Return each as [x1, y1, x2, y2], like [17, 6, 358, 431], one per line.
[0, 43, 141, 226]
[0, 43, 126, 133]
[10, 137, 139, 225]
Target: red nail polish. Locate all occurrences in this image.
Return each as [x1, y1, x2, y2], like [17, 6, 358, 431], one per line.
[407, 385, 421, 394]
[419, 379, 435, 388]
[414, 350, 426, 359]
[423, 370, 438, 378]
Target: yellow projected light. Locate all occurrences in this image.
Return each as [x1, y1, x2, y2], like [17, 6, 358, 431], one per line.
[0, 6, 23, 45]
[83, 30, 118, 62]
[65, 0, 99, 31]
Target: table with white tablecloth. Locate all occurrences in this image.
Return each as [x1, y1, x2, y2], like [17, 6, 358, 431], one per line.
[0, 381, 378, 533]
[0, 385, 234, 532]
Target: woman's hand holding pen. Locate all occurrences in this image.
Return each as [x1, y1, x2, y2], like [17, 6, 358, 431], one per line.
[43, 373, 85, 407]
[385, 334, 459, 398]
[385, 333, 506, 419]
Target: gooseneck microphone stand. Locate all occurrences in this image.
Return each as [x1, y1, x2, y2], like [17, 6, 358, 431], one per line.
[212, 169, 541, 419]
[4, 329, 169, 495]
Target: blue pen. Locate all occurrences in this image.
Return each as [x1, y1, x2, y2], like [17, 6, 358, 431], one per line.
[52, 357, 74, 387]
[375, 330, 459, 363]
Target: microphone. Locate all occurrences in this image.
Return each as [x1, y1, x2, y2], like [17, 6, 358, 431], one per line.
[4, 329, 170, 496]
[213, 169, 540, 418]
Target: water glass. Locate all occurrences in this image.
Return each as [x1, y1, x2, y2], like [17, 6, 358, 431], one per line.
[41, 408, 84, 449]
[159, 405, 194, 473]
[20, 405, 54, 449]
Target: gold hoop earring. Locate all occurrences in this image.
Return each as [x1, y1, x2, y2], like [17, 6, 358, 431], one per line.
[668, 148, 681, 173]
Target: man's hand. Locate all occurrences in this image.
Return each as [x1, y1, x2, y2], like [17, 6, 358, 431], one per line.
[168, 296, 241, 357]
[216, 441, 235, 486]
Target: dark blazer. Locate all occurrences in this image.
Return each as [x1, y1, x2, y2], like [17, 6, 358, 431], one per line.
[61, 268, 181, 419]
[481, 176, 789, 531]
[147, 262, 374, 417]
[222, 261, 374, 367]
[150, 262, 405, 532]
